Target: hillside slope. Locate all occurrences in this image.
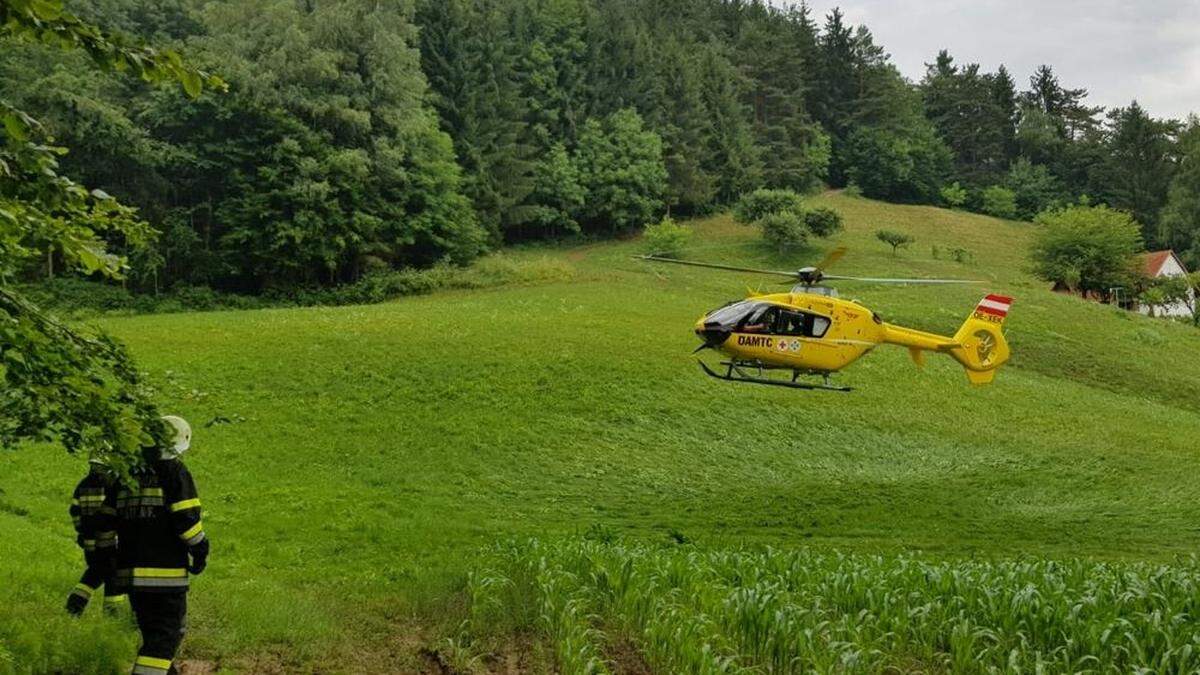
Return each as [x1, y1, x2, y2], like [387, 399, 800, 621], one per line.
[2, 193, 1199, 671]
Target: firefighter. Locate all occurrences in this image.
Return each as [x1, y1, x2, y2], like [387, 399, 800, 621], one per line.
[113, 416, 209, 675]
[65, 459, 126, 615]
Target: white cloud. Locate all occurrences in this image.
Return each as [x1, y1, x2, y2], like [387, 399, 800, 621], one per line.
[785, 0, 1200, 119]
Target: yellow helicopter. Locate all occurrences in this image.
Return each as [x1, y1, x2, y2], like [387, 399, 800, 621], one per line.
[639, 248, 1013, 391]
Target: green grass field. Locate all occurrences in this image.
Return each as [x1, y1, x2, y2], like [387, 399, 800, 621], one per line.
[3, 193, 1200, 673]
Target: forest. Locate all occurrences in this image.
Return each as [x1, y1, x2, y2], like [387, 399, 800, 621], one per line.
[3, 0, 1198, 296]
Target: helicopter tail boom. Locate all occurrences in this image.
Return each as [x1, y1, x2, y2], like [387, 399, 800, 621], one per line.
[881, 295, 1013, 384]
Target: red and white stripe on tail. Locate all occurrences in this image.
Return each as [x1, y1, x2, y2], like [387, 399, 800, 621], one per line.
[975, 294, 1013, 319]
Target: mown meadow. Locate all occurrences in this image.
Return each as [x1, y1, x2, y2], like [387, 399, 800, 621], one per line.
[2, 193, 1200, 672]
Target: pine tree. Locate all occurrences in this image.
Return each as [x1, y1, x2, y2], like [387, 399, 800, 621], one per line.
[729, 1, 826, 192]
[990, 65, 1019, 162]
[920, 51, 1010, 183]
[652, 37, 718, 211]
[1095, 102, 1179, 244]
[1161, 118, 1200, 264]
[812, 7, 856, 151]
[417, 0, 536, 241]
[1022, 65, 1102, 140]
[696, 43, 762, 202]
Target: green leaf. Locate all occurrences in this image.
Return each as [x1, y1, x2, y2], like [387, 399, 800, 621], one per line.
[180, 70, 202, 99]
[1, 114, 28, 142]
[28, 0, 64, 21]
[75, 243, 103, 273]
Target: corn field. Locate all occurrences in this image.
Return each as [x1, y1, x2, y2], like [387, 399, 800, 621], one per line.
[466, 539, 1200, 674]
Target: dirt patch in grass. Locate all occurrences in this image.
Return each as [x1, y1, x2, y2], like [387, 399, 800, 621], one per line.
[603, 634, 652, 675]
[472, 632, 546, 675]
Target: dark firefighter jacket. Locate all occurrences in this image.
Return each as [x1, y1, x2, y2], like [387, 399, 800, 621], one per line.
[111, 457, 205, 593]
[68, 466, 119, 601]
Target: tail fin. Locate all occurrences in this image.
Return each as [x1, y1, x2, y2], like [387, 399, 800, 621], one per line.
[949, 295, 1013, 385]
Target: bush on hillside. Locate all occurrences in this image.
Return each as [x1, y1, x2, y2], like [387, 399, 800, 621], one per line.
[733, 188, 805, 224]
[642, 217, 693, 258]
[940, 181, 967, 208]
[981, 185, 1018, 219]
[804, 207, 843, 237]
[758, 211, 810, 253]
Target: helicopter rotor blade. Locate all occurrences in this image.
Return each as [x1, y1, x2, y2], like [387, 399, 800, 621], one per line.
[813, 246, 847, 272]
[634, 255, 799, 279]
[822, 274, 982, 285]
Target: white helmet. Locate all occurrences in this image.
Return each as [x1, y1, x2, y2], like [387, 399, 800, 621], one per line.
[161, 415, 192, 458]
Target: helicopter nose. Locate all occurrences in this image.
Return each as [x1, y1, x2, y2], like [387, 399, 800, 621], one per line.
[694, 324, 731, 352]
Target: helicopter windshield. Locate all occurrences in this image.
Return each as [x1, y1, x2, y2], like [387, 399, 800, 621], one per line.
[703, 301, 770, 329]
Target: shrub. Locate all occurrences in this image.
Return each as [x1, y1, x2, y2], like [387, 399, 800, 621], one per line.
[733, 188, 805, 224]
[758, 211, 810, 253]
[981, 185, 1018, 219]
[842, 182, 863, 198]
[1031, 205, 1142, 295]
[940, 181, 967, 208]
[19, 278, 137, 313]
[876, 229, 915, 255]
[642, 216, 692, 258]
[23, 256, 573, 315]
[803, 207, 843, 237]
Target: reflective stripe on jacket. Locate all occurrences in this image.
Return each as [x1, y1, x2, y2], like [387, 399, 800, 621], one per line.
[113, 458, 203, 594]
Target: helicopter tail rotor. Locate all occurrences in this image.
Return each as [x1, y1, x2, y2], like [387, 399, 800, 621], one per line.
[948, 295, 1013, 384]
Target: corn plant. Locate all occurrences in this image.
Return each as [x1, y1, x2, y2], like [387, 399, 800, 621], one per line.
[467, 539, 1200, 674]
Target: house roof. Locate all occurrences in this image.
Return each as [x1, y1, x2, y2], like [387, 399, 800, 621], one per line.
[1141, 250, 1187, 277]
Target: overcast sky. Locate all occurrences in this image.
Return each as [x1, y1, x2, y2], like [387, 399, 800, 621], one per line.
[786, 0, 1200, 120]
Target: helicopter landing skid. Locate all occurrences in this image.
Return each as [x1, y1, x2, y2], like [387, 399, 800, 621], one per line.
[698, 360, 852, 392]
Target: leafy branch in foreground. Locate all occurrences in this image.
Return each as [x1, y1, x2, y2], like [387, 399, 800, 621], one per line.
[0, 287, 162, 473]
[1, 0, 221, 462]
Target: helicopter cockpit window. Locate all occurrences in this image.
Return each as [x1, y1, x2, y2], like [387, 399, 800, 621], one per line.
[775, 309, 832, 338]
[810, 316, 831, 338]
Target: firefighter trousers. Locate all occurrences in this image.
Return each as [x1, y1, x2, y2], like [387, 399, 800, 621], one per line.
[129, 592, 187, 675]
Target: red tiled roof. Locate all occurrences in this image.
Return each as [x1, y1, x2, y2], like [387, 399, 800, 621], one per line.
[1141, 250, 1180, 277]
